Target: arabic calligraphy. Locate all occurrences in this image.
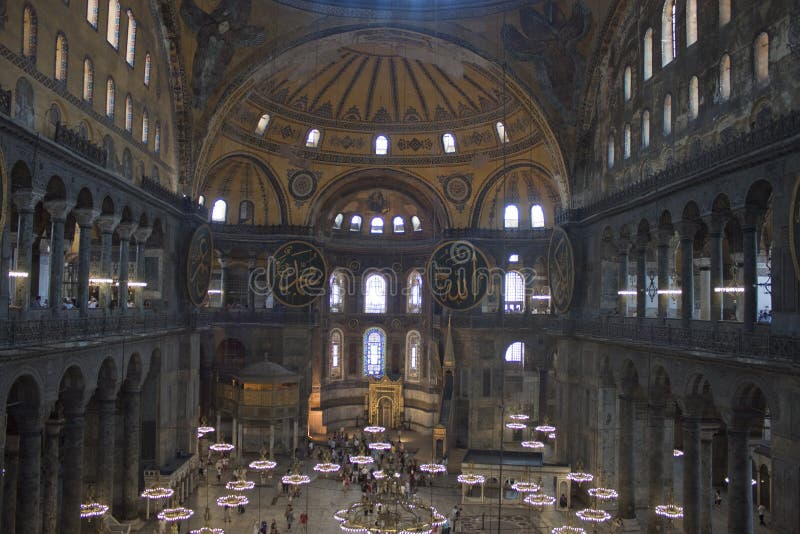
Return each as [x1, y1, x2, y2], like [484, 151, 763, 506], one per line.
[268, 241, 327, 307]
[426, 240, 490, 311]
[547, 226, 575, 314]
[186, 225, 214, 307]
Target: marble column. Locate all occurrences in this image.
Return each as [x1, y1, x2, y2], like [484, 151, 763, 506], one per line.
[44, 200, 71, 316]
[41, 417, 63, 534]
[709, 227, 724, 322]
[123, 388, 142, 520]
[0, 226, 11, 316]
[647, 402, 666, 534]
[2, 434, 19, 533]
[116, 222, 137, 314]
[60, 411, 85, 534]
[700, 424, 717, 534]
[617, 241, 630, 315]
[97, 398, 117, 504]
[232, 417, 238, 450]
[74, 209, 98, 317]
[16, 421, 43, 534]
[133, 226, 152, 309]
[678, 222, 697, 327]
[727, 418, 754, 534]
[635, 244, 647, 319]
[247, 255, 256, 310]
[0, 413, 4, 525]
[741, 222, 758, 332]
[219, 254, 230, 308]
[657, 229, 671, 319]
[683, 414, 703, 534]
[618, 392, 636, 520]
[12, 189, 41, 313]
[96, 215, 119, 311]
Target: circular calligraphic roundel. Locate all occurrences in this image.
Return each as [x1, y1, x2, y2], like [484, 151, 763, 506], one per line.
[186, 225, 214, 307]
[790, 176, 800, 282]
[426, 240, 490, 311]
[547, 226, 575, 314]
[289, 171, 317, 201]
[443, 175, 471, 204]
[269, 241, 327, 308]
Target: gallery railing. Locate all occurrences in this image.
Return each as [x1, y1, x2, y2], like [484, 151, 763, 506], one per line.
[193, 308, 319, 327]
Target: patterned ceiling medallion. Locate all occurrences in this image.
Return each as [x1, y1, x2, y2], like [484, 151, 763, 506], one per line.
[439, 174, 473, 212]
[288, 170, 318, 202]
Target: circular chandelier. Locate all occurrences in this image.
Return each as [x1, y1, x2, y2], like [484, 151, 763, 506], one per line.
[282, 473, 311, 485]
[209, 442, 235, 453]
[548, 432, 557, 440]
[335, 499, 445, 534]
[576, 508, 612, 523]
[457, 474, 485, 485]
[655, 504, 684, 519]
[368, 442, 392, 451]
[314, 462, 342, 473]
[673, 449, 684, 457]
[349, 455, 374, 465]
[158, 507, 194, 522]
[226, 480, 255, 491]
[505, 422, 526, 430]
[535, 424, 557, 433]
[197, 426, 215, 438]
[364, 425, 385, 434]
[372, 470, 386, 480]
[80, 502, 109, 519]
[525, 493, 556, 507]
[216, 495, 249, 508]
[190, 528, 225, 534]
[141, 487, 174, 500]
[567, 471, 594, 484]
[508, 413, 529, 421]
[552, 527, 586, 534]
[249, 459, 277, 471]
[521, 440, 545, 449]
[419, 463, 447, 474]
[511, 481, 541, 493]
[588, 487, 618, 500]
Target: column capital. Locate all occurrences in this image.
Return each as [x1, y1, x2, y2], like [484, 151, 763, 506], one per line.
[735, 207, 765, 230]
[616, 238, 632, 257]
[657, 227, 674, 246]
[133, 225, 153, 245]
[45, 417, 64, 436]
[676, 220, 699, 240]
[43, 199, 74, 221]
[11, 188, 44, 212]
[96, 214, 121, 234]
[73, 208, 100, 228]
[681, 395, 706, 419]
[116, 221, 139, 241]
[700, 422, 720, 441]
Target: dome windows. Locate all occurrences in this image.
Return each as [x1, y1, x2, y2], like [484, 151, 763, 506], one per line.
[375, 135, 389, 155]
[496, 121, 510, 143]
[531, 205, 545, 228]
[211, 199, 227, 222]
[350, 215, 362, 232]
[255, 114, 271, 136]
[411, 216, 422, 232]
[442, 133, 457, 153]
[370, 217, 384, 234]
[306, 128, 321, 148]
[333, 213, 344, 230]
[393, 216, 405, 233]
[504, 205, 519, 229]
[334, 213, 422, 236]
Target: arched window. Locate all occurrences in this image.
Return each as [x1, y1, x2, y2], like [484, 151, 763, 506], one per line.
[719, 0, 731, 26]
[363, 327, 386, 377]
[531, 205, 545, 228]
[719, 54, 731, 101]
[211, 199, 227, 222]
[154, 122, 161, 154]
[86, 0, 99, 27]
[686, 0, 698, 46]
[22, 5, 37, 60]
[663, 94, 672, 135]
[306, 128, 321, 148]
[406, 331, 421, 381]
[329, 329, 343, 379]
[504, 204, 519, 229]
[125, 10, 137, 66]
[504, 271, 525, 313]
[106, 77, 115, 119]
[125, 94, 133, 132]
[442, 133, 456, 153]
[496, 121, 510, 143]
[350, 215, 362, 232]
[255, 114, 270, 135]
[107, 0, 120, 49]
[411, 216, 422, 232]
[332, 213, 344, 230]
[607, 135, 615, 168]
[689, 75, 699, 120]
[144, 53, 151, 86]
[623, 124, 632, 159]
[239, 200, 253, 223]
[407, 271, 423, 314]
[364, 274, 387, 314]
[509, 253, 520, 263]
[370, 217, 384, 234]
[642, 110, 651, 148]
[141, 109, 149, 144]
[329, 271, 346, 313]
[755, 33, 769, 83]
[505, 341, 524, 363]
[375, 135, 389, 155]
[623, 66, 632, 101]
[662, 0, 677, 66]
[55, 34, 68, 82]
[198, 195, 205, 206]
[643, 28, 653, 80]
[393, 216, 405, 233]
[83, 58, 94, 102]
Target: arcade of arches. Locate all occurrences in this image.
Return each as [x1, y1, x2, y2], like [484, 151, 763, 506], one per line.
[0, 0, 799, 533]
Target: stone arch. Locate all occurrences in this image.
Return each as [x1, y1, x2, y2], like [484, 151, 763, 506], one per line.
[745, 179, 773, 213]
[57, 364, 87, 413]
[5, 373, 42, 431]
[75, 187, 93, 210]
[96, 356, 119, 399]
[44, 175, 67, 203]
[101, 195, 115, 216]
[124, 352, 143, 391]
